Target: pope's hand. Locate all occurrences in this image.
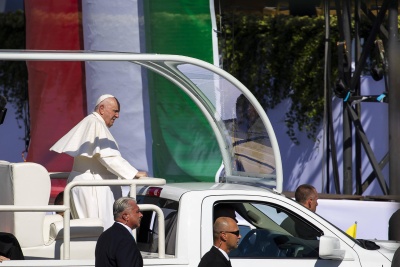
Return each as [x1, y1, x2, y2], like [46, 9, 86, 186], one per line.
[135, 171, 148, 178]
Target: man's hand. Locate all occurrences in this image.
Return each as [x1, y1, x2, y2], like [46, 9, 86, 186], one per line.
[0, 256, 10, 262]
[135, 171, 148, 179]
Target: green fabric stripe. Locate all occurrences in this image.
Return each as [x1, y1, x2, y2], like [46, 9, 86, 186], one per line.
[144, 0, 221, 182]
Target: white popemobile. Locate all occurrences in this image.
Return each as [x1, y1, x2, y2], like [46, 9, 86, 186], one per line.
[0, 50, 398, 267]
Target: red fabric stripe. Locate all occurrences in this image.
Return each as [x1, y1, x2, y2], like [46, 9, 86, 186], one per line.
[25, 1, 86, 197]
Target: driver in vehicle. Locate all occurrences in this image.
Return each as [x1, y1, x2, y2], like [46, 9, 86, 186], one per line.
[280, 184, 321, 240]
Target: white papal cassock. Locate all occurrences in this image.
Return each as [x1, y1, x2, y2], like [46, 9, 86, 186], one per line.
[50, 112, 138, 230]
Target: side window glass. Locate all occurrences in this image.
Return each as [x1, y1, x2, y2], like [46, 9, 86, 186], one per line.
[228, 202, 321, 259]
[136, 196, 179, 255]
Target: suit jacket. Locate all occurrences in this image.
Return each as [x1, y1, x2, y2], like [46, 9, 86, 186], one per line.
[0, 232, 24, 260]
[198, 246, 232, 267]
[392, 246, 400, 267]
[95, 223, 143, 267]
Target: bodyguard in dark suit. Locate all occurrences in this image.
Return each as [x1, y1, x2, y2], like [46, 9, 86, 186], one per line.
[198, 246, 232, 267]
[95, 197, 143, 267]
[198, 217, 241, 267]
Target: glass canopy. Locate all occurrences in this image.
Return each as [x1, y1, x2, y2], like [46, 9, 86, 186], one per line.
[0, 51, 283, 192]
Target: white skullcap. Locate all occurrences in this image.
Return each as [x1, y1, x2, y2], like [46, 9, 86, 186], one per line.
[95, 94, 115, 106]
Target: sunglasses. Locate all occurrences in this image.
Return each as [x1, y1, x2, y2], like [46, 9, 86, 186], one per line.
[221, 230, 240, 237]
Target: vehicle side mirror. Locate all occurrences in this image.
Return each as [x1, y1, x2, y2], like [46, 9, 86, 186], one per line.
[319, 236, 345, 260]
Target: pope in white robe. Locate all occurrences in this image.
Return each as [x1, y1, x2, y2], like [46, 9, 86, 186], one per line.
[50, 94, 147, 230]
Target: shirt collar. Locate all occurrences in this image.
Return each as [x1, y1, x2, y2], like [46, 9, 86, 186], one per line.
[214, 245, 230, 261]
[116, 222, 134, 238]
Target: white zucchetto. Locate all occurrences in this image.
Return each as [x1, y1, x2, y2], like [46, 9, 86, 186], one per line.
[95, 94, 115, 106]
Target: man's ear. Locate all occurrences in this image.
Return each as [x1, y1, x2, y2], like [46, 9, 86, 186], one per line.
[306, 199, 312, 209]
[220, 232, 227, 242]
[99, 104, 105, 115]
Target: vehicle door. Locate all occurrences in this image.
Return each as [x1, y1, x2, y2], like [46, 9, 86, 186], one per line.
[201, 195, 361, 267]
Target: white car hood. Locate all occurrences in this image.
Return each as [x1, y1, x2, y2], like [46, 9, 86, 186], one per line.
[372, 240, 400, 260]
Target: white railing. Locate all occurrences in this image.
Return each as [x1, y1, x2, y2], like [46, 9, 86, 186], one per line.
[0, 178, 166, 260]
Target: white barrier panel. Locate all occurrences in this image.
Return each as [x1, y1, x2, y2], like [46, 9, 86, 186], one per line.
[317, 199, 400, 240]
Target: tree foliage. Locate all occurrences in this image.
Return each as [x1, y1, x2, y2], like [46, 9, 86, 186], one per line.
[0, 10, 28, 141]
[218, 14, 339, 144]
[218, 14, 386, 144]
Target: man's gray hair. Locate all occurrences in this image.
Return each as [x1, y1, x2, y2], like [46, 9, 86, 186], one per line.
[113, 196, 136, 220]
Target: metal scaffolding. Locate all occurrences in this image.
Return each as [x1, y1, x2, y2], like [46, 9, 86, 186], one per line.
[326, 0, 400, 195]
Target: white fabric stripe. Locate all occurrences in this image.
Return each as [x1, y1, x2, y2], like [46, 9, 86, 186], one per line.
[209, 0, 220, 67]
[81, 0, 152, 179]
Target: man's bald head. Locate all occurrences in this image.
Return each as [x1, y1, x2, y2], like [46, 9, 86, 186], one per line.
[213, 217, 241, 253]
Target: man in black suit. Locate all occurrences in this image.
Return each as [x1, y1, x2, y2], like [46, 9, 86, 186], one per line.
[392, 245, 400, 267]
[95, 197, 143, 267]
[198, 217, 241, 267]
[0, 232, 24, 262]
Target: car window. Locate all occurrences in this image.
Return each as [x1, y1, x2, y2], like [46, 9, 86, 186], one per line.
[226, 201, 321, 259]
[238, 225, 252, 244]
[136, 195, 179, 255]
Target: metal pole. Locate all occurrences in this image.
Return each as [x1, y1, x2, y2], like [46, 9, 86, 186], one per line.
[324, 0, 331, 193]
[354, 0, 362, 195]
[342, 0, 353, 195]
[388, 0, 400, 195]
[343, 105, 353, 194]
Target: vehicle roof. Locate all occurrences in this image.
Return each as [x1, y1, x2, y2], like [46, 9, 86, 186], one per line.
[138, 182, 282, 202]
